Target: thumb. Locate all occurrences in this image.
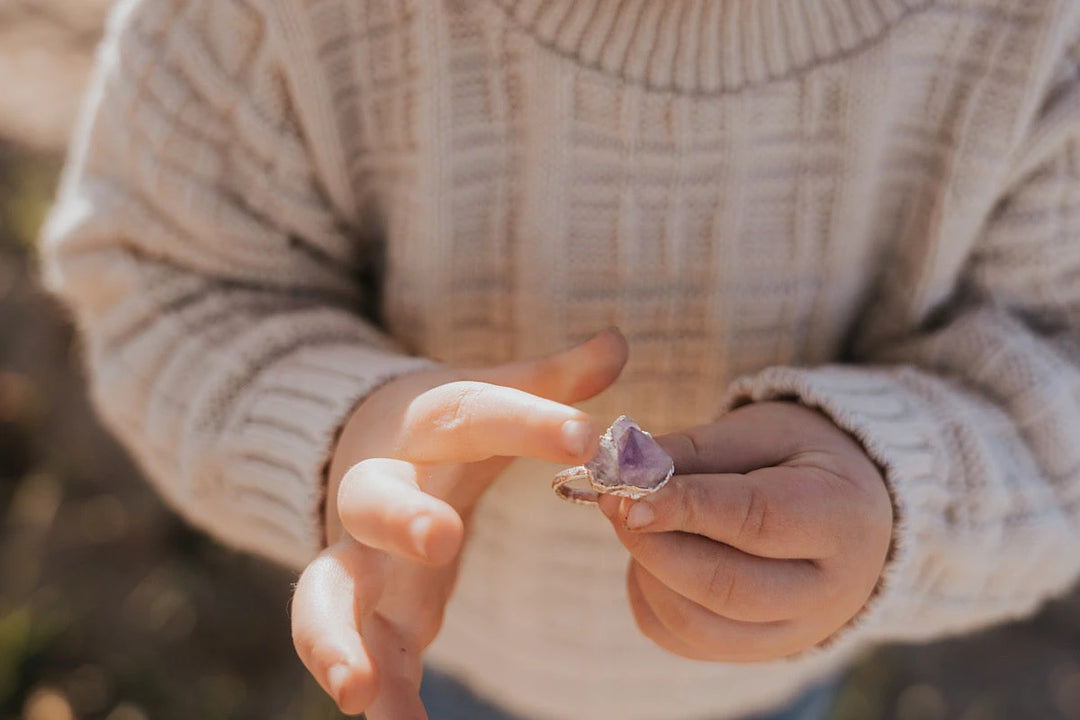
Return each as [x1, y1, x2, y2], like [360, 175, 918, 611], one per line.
[474, 327, 629, 405]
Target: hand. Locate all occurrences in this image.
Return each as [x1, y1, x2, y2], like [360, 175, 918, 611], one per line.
[290, 329, 628, 718]
[598, 401, 893, 662]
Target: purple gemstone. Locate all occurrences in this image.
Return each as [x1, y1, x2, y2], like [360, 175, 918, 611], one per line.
[586, 416, 674, 497]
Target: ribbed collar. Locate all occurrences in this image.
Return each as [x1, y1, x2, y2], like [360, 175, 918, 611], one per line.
[487, 0, 936, 93]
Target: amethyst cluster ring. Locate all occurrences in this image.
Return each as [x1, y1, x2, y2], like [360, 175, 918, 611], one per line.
[552, 416, 675, 505]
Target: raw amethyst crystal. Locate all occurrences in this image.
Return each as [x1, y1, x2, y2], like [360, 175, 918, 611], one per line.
[585, 416, 674, 499]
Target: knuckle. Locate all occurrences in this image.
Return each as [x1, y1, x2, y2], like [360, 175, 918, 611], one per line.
[398, 381, 492, 458]
[736, 485, 770, 546]
[673, 479, 701, 531]
[705, 556, 739, 612]
[431, 381, 485, 435]
[673, 431, 702, 464]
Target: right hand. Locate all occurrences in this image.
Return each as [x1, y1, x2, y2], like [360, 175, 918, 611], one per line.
[290, 328, 629, 719]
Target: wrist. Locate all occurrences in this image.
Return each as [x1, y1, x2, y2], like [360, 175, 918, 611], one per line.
[321, 365, 451, 547]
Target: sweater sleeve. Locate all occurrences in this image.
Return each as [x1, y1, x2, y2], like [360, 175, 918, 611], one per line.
[720, 58, 1080, 646]
[40, 0, 434, 570]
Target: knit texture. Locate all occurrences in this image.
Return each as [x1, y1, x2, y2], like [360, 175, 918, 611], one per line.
[41, 0, 1080, 718]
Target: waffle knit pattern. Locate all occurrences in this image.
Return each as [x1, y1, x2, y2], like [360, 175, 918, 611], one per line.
[41, 0, 1080, 718]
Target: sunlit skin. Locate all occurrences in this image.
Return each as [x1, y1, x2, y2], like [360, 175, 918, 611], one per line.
[598, 401, 893, 663]
[291, 329, 627, 718]
[289, 329, 894, 719]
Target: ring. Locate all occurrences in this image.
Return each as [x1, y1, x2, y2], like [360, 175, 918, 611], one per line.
[551, 463, 673, 505]
[552, 466, 602, 505]
[551, 415, 675, 506]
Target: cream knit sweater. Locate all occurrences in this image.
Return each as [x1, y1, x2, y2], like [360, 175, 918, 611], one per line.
[42, 0, 1080, 718]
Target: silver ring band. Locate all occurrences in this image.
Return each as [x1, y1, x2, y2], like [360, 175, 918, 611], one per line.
[551, 466, 601, 505]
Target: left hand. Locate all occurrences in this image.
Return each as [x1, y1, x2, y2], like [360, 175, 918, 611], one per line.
[598, 401, 893, 662]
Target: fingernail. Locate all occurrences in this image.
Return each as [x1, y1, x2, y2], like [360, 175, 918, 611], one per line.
[327, 663, 351, 705]
[576, 327, 616, 347]
[410, 514, 432, 558]
[625, 501, 654, 530]
[561, 418, 595, 457]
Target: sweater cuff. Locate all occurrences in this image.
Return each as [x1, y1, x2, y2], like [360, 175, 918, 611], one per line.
[719, 365, 946, 646]
[212, 343, 436, 570]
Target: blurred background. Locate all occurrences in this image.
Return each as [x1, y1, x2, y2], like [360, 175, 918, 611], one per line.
[1, 2, 1079, 719]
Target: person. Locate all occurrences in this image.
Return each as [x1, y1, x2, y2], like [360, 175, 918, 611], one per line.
[41, 0, 1080, 718]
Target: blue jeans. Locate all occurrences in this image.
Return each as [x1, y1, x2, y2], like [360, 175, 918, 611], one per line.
[418, 667, 838, 720]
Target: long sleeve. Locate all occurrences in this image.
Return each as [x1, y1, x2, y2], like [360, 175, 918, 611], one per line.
[721, 47, 1080, 645]
[40, 0, 433, 570]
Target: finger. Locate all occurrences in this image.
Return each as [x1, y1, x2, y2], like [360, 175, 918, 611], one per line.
[602, 507, 823, 622]
[338, 458, 464, 565]
[629, 562, 808, 663]
[625, 561, 716, 661]
[364, 613, 427, 720]
[396, 380, 600, 464]
[291, 539, 386, 715]
[376, 559, 459, 646]
[475, 327, 629, 405]
[616, 467, 852, 559]
[654, 402, 833, 475]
